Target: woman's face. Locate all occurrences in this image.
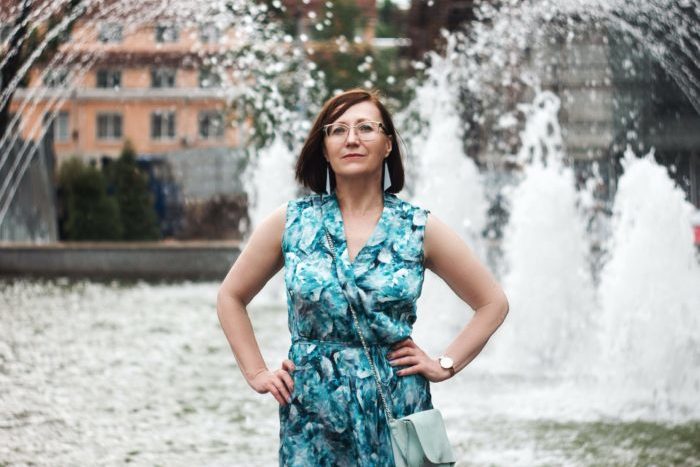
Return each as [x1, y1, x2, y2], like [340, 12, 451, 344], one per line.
[323, 101, 392, 183]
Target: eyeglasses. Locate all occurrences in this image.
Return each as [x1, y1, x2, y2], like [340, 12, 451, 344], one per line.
[322, 121, 387, 142]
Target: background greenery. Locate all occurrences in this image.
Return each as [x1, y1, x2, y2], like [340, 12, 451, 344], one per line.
[58, 141, 160, 241]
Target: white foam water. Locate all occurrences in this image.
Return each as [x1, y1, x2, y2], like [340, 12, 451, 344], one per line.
[595, 147, 700, 419]
[407, 47, 489, 356]
[484, 91, 598, 377]
[243, 134, 298, 305]
[2, 279, 697, 465]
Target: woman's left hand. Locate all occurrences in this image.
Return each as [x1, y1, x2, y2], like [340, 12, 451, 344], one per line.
[387, 338, 452, 383]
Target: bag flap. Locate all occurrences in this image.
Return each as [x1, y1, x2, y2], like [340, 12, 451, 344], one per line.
[404, 409, 457, 463]
[390, 420, 410, 461]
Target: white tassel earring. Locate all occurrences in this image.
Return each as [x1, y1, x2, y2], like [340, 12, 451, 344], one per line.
[325, 163, 332, 195]
[383, 159, 392, 191]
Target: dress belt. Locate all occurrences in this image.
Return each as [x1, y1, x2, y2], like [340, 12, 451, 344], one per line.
[292, 337, 392, 348]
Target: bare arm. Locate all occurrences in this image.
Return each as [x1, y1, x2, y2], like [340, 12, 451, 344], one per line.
[388, 212, 509, 381]
[424, 212, 509, 374]
[216, 203, 295, 404]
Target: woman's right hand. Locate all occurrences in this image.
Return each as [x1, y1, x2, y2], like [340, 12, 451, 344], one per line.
[249, 359, 296, 405]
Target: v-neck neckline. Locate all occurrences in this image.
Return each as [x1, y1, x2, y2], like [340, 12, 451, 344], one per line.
[326, 191, 391, 266]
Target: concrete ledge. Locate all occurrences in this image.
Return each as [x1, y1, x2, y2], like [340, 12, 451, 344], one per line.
[0, 241, 242, 281]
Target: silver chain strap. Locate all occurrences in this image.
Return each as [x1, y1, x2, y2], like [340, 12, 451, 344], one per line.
[324, 229, 395, 424]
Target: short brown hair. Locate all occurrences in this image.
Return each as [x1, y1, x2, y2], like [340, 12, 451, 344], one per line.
[295, 88, 405, 194]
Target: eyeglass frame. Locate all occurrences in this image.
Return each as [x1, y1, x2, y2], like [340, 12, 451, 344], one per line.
[322, 120, 389, 142]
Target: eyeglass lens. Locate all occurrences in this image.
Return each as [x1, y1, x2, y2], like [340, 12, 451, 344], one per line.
[325, 122, 381, 141]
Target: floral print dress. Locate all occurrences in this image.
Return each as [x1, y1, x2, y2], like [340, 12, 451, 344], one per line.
[279, 191, 433, 466]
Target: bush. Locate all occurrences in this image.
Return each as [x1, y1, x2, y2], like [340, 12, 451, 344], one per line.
[58, 140, 162, 241]
[58, 158, 122, 240]
[106, 141, 160, 241]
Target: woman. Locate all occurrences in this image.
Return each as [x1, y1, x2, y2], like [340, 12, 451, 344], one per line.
[217, 89, 509, 466]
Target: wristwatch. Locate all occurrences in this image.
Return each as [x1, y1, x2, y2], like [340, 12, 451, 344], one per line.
[438, 355, 455, 376]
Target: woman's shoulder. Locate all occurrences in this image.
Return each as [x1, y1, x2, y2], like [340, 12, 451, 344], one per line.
[286, 192, 322, 214]
[283, 192, 325, 227]
[281, 193, 324, 251]
[387, 193, 430, 226]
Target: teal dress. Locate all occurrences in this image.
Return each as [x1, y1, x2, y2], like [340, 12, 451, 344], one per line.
[279, 191, 433, 466]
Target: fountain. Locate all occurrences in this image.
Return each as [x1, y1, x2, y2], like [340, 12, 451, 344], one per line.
[597, 146, 700, 416]
[0, 132, 58, 242]
[401, 43, 490, 354]
[484, 90, 598, 377]
[1, 0, 699, 464]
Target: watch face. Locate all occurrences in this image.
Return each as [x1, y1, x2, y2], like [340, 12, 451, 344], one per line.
[440, 357, 454, 369]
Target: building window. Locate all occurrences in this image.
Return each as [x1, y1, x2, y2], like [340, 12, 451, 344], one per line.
[198, 68, 222, 88]
[43, 67, 69, 87]
[155, 24, 179, 43]
[96, 69, 122, 88]
[198, 111, 225, 139]
[151, 67, 176, 88]
[54, 111, 70, 141]
[98, 23, 122, 43]
[151, 111, 176, 140]
[96, 113, 123, 139]
[199, 22, 220, 44]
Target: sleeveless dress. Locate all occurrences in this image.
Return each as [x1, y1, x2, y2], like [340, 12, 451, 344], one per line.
[279, 191, 433, 466]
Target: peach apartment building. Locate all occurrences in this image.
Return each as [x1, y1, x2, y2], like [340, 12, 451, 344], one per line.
[8, 16, 242, 166]
[4, 0, 379, 168]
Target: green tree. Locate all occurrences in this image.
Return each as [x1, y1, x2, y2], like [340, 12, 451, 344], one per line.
[303, 0, 415, 108]
[108, 141, 160, 241]
[376, 0, 402, 38]
[312, 0, 364, 41]
[58, 158, 122, 240]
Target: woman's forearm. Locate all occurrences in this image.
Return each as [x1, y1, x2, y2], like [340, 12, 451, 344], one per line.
[443, 301, 508, 374]
[216, 290, 268, 385]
